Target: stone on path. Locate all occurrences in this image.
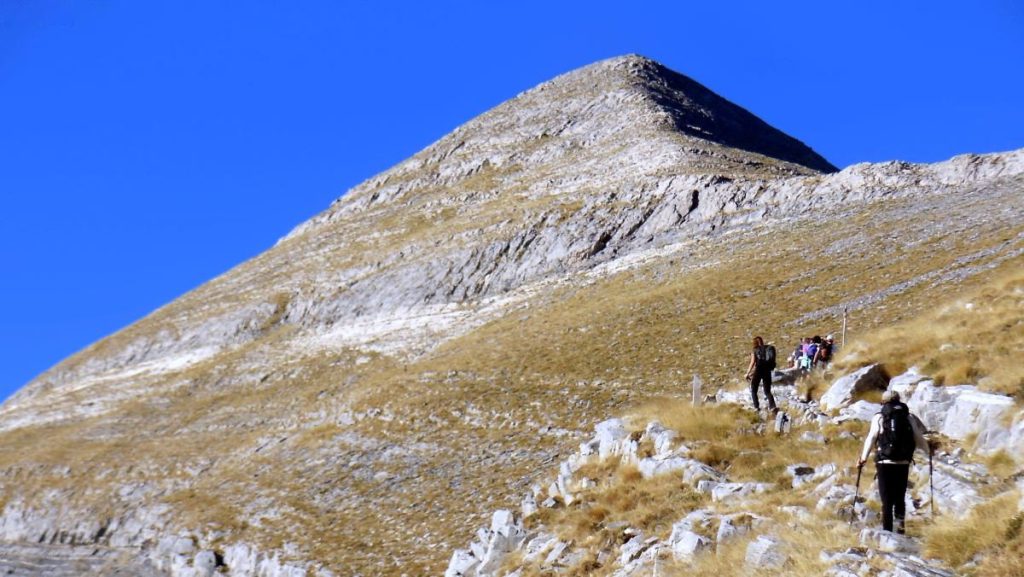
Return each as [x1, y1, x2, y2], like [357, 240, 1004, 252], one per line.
[858, 528, 920, 554]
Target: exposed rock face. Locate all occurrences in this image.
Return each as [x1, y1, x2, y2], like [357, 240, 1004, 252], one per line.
[888, 370, 1024, 456]
[819, 364, 889, 412]
[445, 369, 1015, 577]
[1, 54, 1023, 576]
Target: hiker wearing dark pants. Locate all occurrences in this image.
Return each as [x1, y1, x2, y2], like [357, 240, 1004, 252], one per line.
[858, 390, 928, 534]
[745, 336, 777, 413]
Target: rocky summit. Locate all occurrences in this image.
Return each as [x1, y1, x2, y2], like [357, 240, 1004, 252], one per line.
[1, 55, 1022, 577]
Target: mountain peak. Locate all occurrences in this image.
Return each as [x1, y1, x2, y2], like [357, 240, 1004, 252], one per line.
[569, 54, 837, 172]
[306, 55, 835, 225]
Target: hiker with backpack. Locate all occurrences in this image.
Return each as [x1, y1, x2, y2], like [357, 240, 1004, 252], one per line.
[815, 334, 835, 368]
[788, 341, 804, 369]
[796, 337, 813, 371]
[744, 336, 778, 413]
[858, 390, 929, 534]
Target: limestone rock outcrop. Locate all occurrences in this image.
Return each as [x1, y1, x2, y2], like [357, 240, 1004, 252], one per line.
[1, 52, 1022, 576]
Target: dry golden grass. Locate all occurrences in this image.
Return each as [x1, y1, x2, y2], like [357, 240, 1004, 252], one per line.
[0, 188, 1021, 576]
[531, 460, 706, 543]
[833, 267, 1024, 399]
[513, 399, 875, 576]
[626, 399, 865, 484]
[985, 450, 1019, 480]
[661, 521, 863, 577]
[924, 492, 1022, 570]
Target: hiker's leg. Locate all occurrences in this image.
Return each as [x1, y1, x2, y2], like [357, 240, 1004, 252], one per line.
[749, 375, 760, 410]
[893, 464, 910, 534]
[877, 464, 895, 532]
[762, 372, 777, 410]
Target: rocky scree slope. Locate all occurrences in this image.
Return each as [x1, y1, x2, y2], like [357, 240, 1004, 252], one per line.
[0, 54, 1022, 576]
[444, 365, 1024, 577]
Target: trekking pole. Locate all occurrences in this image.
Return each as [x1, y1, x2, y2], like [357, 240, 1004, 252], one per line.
[929, 447, 935, 518]
[851, 462, 863, 525]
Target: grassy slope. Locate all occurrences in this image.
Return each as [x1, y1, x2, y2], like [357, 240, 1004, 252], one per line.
[0, 185, 1021, 574]
[833, 266, 1024, 397]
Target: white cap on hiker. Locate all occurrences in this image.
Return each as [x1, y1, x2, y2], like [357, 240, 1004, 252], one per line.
[826, 334, 834, 341]
[882, 390, 900, 403]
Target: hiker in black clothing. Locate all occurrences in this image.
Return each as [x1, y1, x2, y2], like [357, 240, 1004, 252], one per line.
[744, 336, 777, 413]
[858, 390, 929, 534]
[816, 334, 835, 368]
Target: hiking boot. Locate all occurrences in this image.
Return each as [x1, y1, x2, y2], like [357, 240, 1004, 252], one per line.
[895, 519, 906, 535]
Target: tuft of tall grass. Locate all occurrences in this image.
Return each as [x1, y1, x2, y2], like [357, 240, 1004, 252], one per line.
[923, 492, 1020, 569]
[833, 268, 1024, 400]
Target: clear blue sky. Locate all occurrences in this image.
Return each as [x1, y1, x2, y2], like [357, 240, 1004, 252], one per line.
[1, 1, 1022, 400]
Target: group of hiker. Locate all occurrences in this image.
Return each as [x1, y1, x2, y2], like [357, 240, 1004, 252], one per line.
[744, 334, 836, 413]
[788, 334, 835, 371]
[745, 335, 933, 537]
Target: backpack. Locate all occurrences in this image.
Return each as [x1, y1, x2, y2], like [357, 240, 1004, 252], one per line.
[819, 343, 832, 361]
[755, 345, 777, 371]
[876, 401, 916, 462]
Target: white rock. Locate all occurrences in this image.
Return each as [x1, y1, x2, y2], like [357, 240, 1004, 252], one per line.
[668, 528, 710, 561]
[928, 464, 983, 517]
[696, 479, 719, 494]
[594, 419, 630, 459]
[679, 460, 726, 486]
[673, 509, 715, 533]
[941, 389, 1014, 448]
[816, 464, 838, 480]
[579, 438, 600, 456]
[745, 536, 788, 570]
[819, 365, 888, 411]
[786, 464, 816, 488]
[618, 534, 654, 565]
[858, 528, 919, 554]
[521, 493, 537, 519]
[901, 380, 956, 430]
[800, 431, 826, 444]
[491, 509, 519, 537]
[193, 550, 218, 577]
[476, 510, 525, 575]
[711, 482, 773, 502]
[444, 549, 478, 577]
[888, 367, 929, 393]
[522, 533, 556, 563]
[637, 456, 691, 479]
[816, 485, 856, 514]
[543, 540, 570, 566]
[780, 506, 811, 520]
[835, 400, 881, 423]
[774, 411, 792, 434]
[716, 513, 765, 544]
[812, 474, 838, 495]
[645, 421, 678, 457]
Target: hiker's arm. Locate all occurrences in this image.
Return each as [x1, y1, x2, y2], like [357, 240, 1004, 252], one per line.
[859, 415, 880, 465]
[745, 353, 755, 377]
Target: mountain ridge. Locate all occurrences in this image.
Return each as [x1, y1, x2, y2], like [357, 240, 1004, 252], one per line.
[290, 54, 834, 238]
[0, 55, 1022, 576]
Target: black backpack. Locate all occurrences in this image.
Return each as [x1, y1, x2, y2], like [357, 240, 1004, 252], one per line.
[876, 401, 916, 462]
[755, 345, 777, 372]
